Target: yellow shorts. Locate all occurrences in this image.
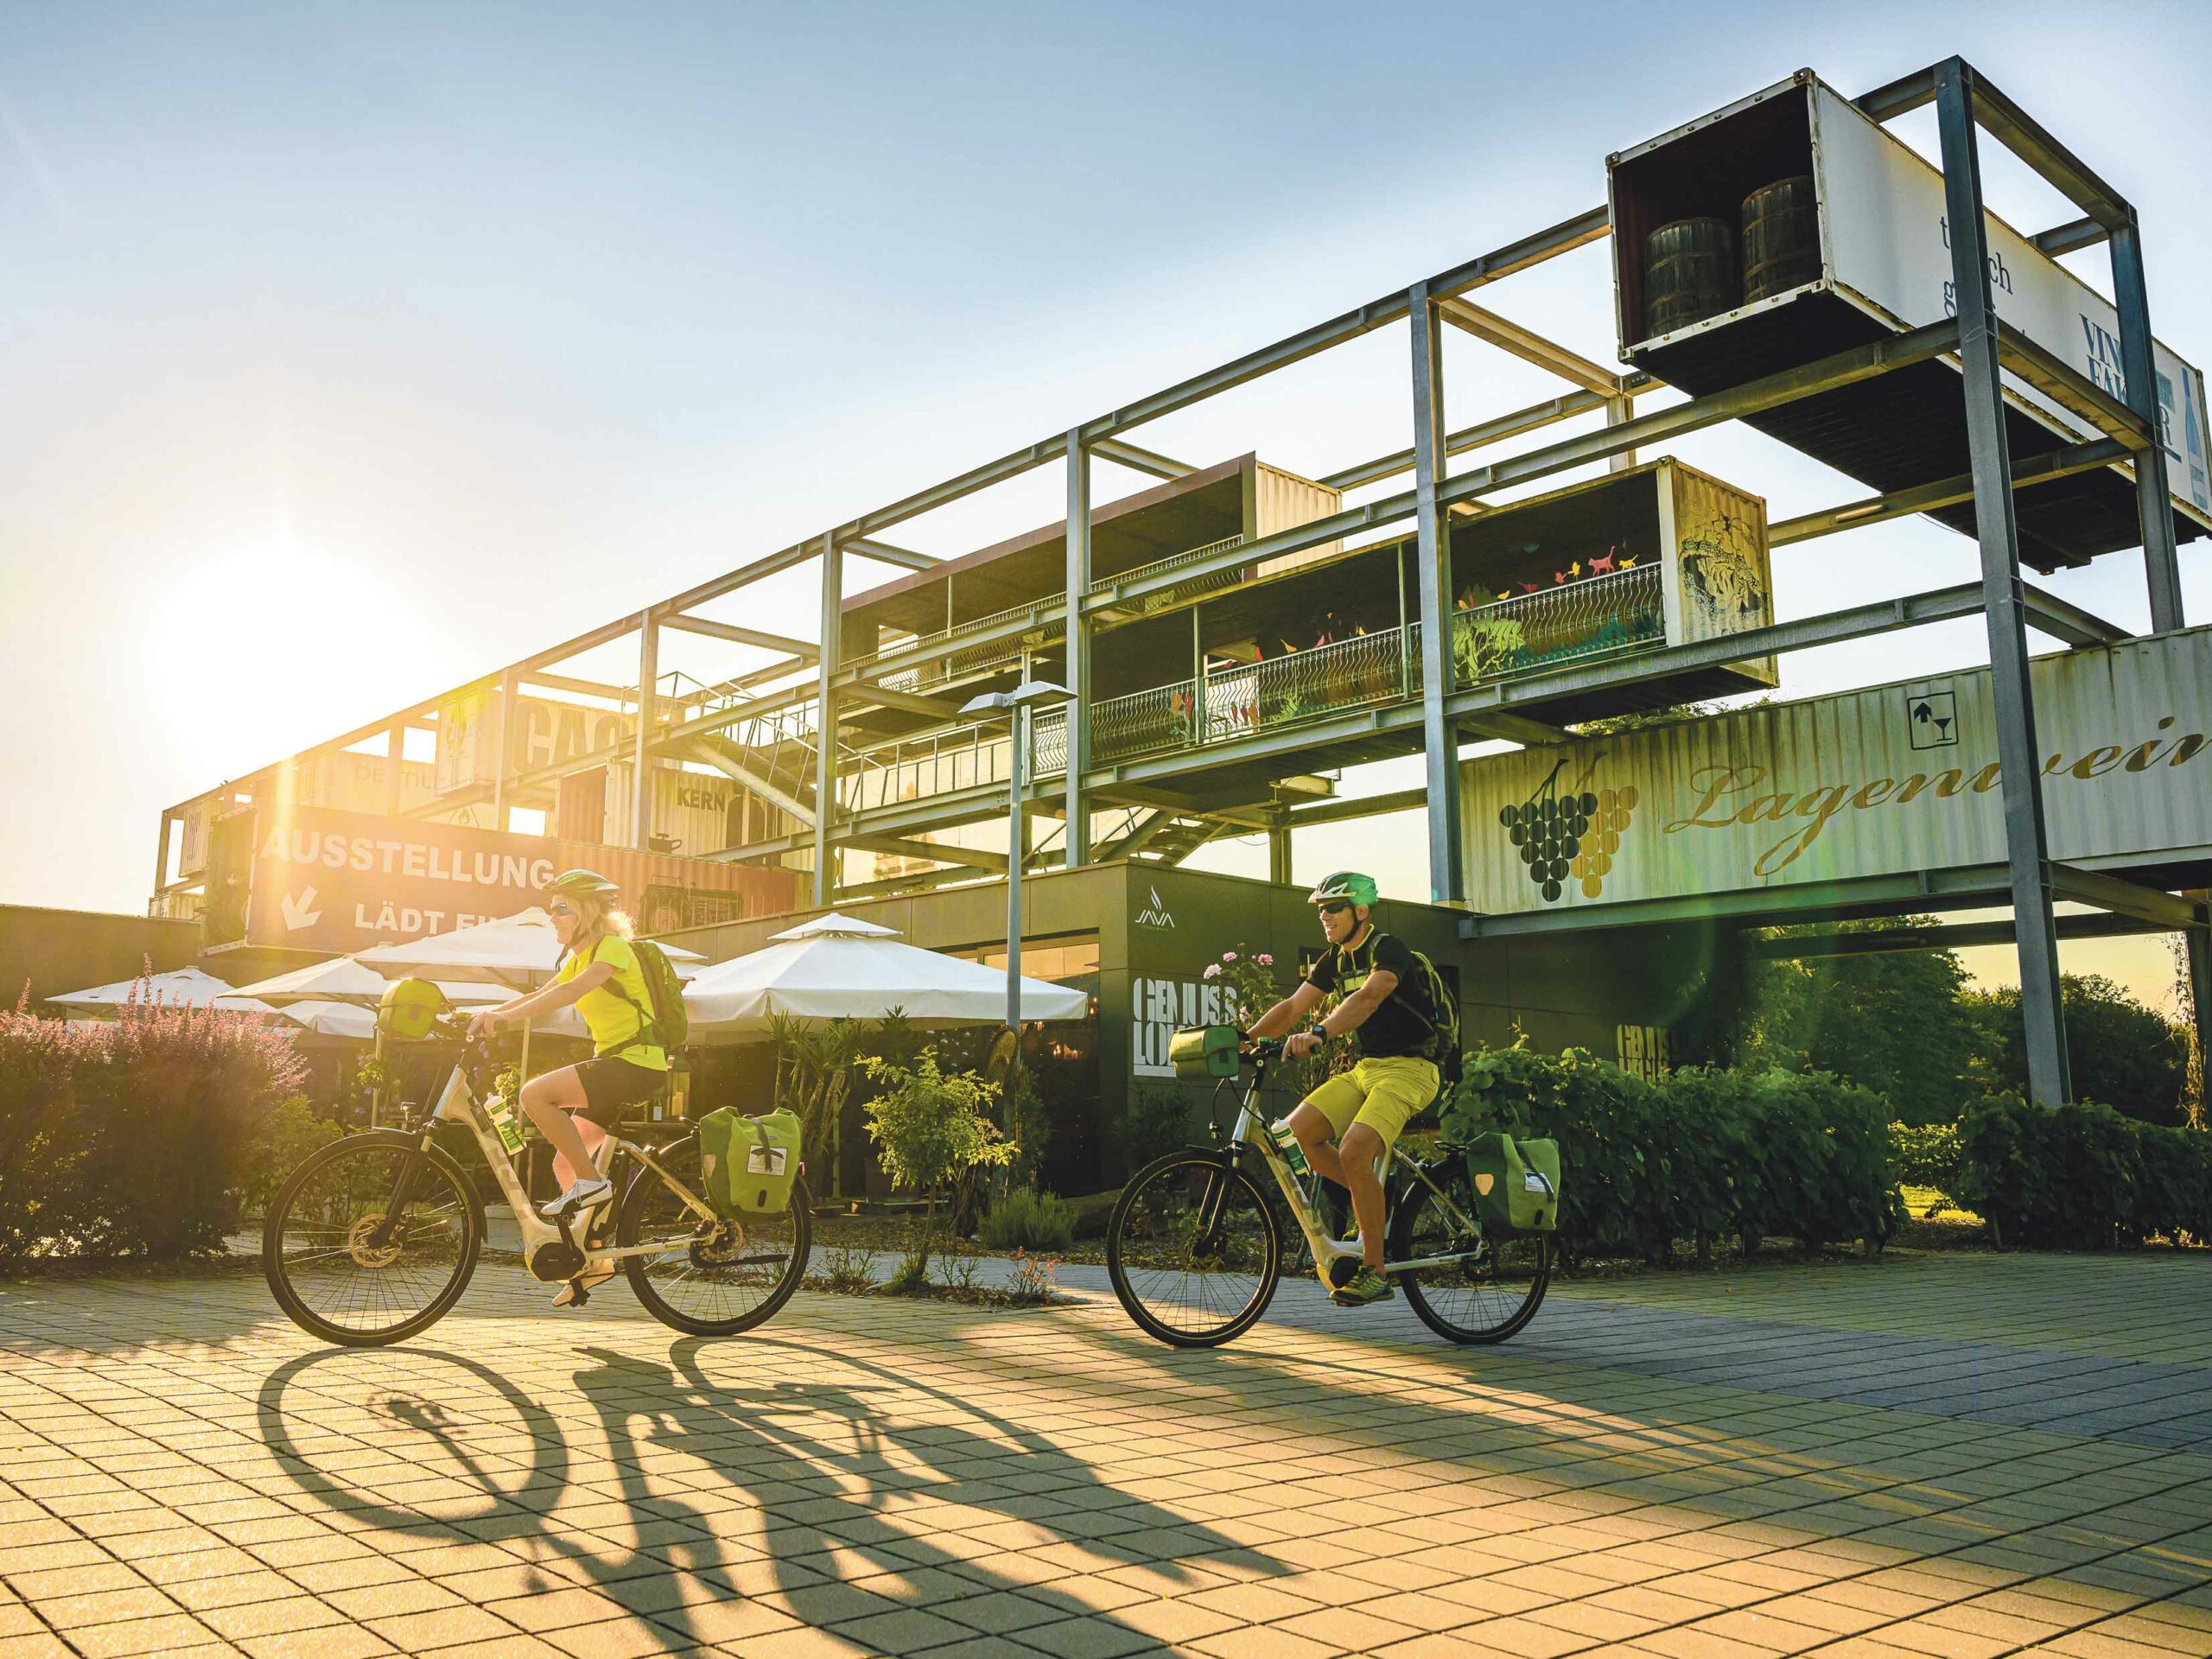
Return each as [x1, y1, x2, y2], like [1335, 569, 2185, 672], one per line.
[1300, 1056, 1440, 1154]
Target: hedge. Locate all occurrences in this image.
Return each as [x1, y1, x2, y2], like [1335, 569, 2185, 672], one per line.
[1954, 1092, 2212, 1249]
[0, 995, 306, 1262]
[1440, 1044, 1903, 1265]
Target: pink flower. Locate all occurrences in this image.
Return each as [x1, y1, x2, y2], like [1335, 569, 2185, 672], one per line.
[1223, 950, 1238, 962]
[1202, 963, 1221, 980]
[1257, 953, 1274, 965]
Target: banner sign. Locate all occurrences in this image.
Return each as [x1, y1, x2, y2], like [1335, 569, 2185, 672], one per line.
[1459, 626, 2212, 915]
[242, 803, 794, 953]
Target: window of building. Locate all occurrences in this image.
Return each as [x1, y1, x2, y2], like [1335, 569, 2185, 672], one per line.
[950, 934, 1100, 984]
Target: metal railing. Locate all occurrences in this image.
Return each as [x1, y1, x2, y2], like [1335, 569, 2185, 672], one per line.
[1436, 563, 1665, 683]
[837, 720, 1016, 812]
[1078, 563, 1668, 768]
[1086, 533, 1248, 613]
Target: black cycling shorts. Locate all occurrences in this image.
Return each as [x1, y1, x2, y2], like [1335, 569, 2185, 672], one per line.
[571, 1057, 668, 1128]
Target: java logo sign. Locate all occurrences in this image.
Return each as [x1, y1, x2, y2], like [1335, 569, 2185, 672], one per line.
[1460, 627, 2212, 912]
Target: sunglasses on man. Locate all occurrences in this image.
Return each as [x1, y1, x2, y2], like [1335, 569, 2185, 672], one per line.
[1317, 899, 1354, 916]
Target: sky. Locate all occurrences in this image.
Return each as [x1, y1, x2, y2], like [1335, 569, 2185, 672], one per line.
[3, 2, 2207, 1014]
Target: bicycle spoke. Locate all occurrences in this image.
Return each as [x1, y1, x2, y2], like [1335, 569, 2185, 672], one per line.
[1109, 1154, 1277, 1344]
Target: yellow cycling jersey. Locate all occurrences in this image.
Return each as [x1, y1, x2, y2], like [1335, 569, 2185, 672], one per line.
[555, 935, 669, 1071]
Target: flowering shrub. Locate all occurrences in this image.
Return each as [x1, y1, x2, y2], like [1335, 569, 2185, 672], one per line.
[0, 978, 307, 1261]
[1005, 1249, 1062, 1305]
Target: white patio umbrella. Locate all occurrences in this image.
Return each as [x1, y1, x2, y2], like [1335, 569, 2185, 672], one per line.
[48, 967, 278, 1020]
[683, 912, 1091, 1039]
[276, 1000, 379, 1040]
[228, 957, 506, 1010]
[354, 909, 702, 991]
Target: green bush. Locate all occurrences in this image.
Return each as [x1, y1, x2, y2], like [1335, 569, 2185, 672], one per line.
[1955, 1092, 2212, 1249]
[0, 995, 307, 1262]
[237, 1095, 348, 1222]
[977, 1186, 1076, 1252]
[1441, 1042, 1903, 1264]
[1890, 1121, 1963, 1193]
[1112, 1083, 1198, 1176]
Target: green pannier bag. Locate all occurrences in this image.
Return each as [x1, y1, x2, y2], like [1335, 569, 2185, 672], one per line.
[1169, 1025, 1242, 1081]
[698, 1107, 804, 1216]
[1464, 1130, 1561, 1235]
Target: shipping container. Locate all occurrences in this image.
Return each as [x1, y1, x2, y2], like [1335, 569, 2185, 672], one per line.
[1459, 621, 2212, 915]
[1608, 70, 2212, 570]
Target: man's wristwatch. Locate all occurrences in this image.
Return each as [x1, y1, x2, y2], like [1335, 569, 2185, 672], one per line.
[1306, 1024, 1329, 1043]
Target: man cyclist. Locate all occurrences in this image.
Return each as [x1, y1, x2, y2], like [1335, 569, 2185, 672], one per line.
[1244, 872, 1440, 1307]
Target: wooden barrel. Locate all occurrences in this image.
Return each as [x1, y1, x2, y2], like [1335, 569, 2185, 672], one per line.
[1643, 218, 1736, 338]
[1742, 175, 1820, 302]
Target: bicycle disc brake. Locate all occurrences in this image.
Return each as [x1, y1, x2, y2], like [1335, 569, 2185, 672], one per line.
[346, 1213, 404, 1270]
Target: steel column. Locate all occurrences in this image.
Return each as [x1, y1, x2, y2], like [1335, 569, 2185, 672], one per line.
[1606, 394, 1637, 474]
[1937, 60, 2070, 1108]
[1409, 280, 1464, 905]
[631, 611, 658, 850]
[2109, 213, 2184, 631]
[1064, 429, 1091, 867]
[1006, 703, 1028, 1035]
[385, 726, 404, 816]
[491, 669, 515, 825]
[1268, 820, 1293, 887]
[151, 814, 172, 902]
[812, 535, 842, 907]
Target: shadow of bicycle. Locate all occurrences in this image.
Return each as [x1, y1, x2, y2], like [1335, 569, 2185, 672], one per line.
[257, 1330, 1282, 1651]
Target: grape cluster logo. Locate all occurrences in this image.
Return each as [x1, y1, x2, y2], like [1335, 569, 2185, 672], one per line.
[1497, 759, 1637, 902]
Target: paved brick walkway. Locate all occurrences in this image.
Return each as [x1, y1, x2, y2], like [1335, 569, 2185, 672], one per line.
[2, 1252, 2209, 1658]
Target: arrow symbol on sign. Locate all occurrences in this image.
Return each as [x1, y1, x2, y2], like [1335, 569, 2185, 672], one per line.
[282, 887, 322, 931]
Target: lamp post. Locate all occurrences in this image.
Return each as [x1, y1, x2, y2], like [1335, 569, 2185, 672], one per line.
[960, 680, 1073, 1035]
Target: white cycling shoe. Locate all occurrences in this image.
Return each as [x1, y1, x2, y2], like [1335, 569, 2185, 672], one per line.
[543, 1176, 613, 1222]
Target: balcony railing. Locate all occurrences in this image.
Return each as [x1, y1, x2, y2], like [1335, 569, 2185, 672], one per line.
[1075, 563, 1666, 769]
[1085, 533, 1248, 615]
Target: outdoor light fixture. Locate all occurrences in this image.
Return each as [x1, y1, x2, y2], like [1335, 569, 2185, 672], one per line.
[959, 680, 1073, 1035]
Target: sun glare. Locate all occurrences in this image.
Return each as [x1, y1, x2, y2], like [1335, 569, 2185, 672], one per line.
[141, 538, 447, 780]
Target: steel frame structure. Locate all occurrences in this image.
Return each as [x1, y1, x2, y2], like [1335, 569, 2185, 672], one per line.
[153, 58, 2204, 1104]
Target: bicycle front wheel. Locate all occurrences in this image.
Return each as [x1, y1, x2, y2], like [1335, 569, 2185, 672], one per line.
[619, 1138, 811, 1337]
[1389, 1166, 1549, 1344]
[262, 1133, 483, 1348]
[1107, 1151, 1281, 1348]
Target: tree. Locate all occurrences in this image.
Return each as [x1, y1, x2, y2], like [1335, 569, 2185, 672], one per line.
[1961, 974, 2190, 1127]
[1734, 921, 1981, 1126]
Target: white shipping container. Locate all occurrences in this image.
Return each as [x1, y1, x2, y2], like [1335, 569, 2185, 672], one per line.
[1609, 70, 2212, 566]
[1459, 623, 2212, 915]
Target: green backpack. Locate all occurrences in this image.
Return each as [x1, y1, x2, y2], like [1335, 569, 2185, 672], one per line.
[697, 1106, 804, 1216]
[590, 936, 690, 1052]
[1337, 930, 1461, 1081]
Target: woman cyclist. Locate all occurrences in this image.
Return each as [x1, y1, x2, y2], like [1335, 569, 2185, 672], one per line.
[467, 868, 670, 1305]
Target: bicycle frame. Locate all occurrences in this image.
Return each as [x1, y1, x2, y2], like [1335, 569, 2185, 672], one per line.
[416, 1059, 721, 1273]
[1219, 1054, 1489, 1285]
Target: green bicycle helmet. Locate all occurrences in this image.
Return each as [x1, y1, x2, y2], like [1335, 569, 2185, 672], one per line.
[545, 868, 621, 896]
[1307, 870, 1379, 907]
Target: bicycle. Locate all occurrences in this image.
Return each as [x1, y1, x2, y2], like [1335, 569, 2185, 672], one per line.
[262, 1019, 811, 1347]
[1105, 1037, 1548, 1348]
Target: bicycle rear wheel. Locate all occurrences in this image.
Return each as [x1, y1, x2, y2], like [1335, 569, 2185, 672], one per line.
[1107, 1151, 1281, 1347]
[619, 1138, 811, 1336]
[262, 1133, 483, 1348]
[1389, 1165, 1549, 1344]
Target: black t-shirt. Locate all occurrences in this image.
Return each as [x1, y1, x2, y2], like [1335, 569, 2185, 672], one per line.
[1305, 927, 1433, 1059]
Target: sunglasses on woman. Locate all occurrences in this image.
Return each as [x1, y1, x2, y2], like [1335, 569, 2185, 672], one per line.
[549, 901, 575, 917]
